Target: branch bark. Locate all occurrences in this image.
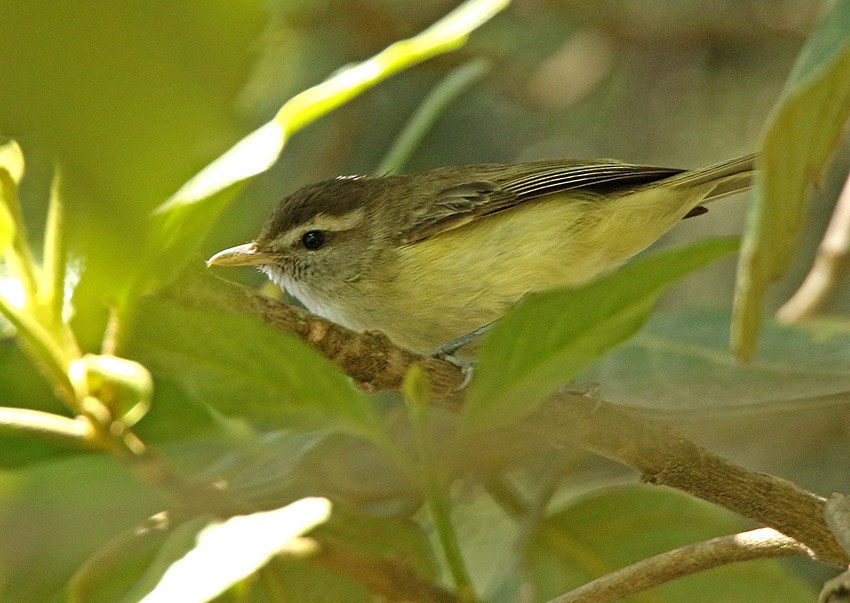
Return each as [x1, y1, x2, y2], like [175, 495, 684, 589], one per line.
[172, 269, 849, 567]
[547, 528, 815, 603]
[778, 169, 850, 323]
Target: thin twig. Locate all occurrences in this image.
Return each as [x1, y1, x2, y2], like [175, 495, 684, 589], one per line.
[0, 405, 93, 446]
[547, 528, 815, 603]
[528, 392, 847, 566]
[778, 169, 850, 323]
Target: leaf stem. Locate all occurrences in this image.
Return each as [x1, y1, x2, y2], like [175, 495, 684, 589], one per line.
[427, 481, 477, 602]
[405, 371, 477, 601]
[0, 295, 76, 406]
[377, 59, 491, 175]
[0, 405, 93, 446]
[547, 528, 814, 603]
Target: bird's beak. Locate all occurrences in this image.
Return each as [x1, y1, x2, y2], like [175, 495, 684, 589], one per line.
[206, 242, 274, 267]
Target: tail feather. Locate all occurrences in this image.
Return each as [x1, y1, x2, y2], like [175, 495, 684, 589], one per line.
[676, 153, 756, 203]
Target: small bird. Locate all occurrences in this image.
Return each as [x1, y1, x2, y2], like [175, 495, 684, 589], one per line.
[208, 155, 754, 354]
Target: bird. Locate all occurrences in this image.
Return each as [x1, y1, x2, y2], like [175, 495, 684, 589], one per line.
[208, 154, 754, 354]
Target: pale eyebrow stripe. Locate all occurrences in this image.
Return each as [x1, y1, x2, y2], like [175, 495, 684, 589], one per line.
[278, 207, 367, 246]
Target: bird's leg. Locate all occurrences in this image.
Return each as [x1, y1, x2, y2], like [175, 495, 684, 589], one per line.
[431, 322, 494, 358]
[429, 322, 495, 390]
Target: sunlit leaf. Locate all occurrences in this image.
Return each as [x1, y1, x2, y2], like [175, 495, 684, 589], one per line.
[144, 0, 510, 293]
[39, 170, 68, 327]
[0, 139, 25, 185]
[0, 199, 12, 252]
[465, 238, 739, 429]
[732, 1, 850, 360]
[0, 139, 23, 251]
[0, 138, 37, 300]
[139, 498, 331, 603]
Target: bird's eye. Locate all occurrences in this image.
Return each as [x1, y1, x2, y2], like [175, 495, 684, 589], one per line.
[300, 230, 326, 250]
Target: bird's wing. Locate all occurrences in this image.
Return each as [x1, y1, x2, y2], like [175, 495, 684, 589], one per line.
[396, 161, 684, 244]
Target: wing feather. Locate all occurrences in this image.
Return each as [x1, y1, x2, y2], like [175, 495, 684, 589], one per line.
[396, 161, 684, 244]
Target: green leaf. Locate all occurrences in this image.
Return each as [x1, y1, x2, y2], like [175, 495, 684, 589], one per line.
[139, 498, 331, 603]
[143, 0, 509, 294]
[0, 196, 12, 252]
[0, 138, 25, 184]
[588, 308, 850, 413]
[402, 363, 432, 414]
[0, 345, 78, 468]
[39, 169, 69, 327]
[66, 514, 190, 603]
[0, 454, 165, 602]
[316, 506, 438, 575]
[0, 290, 76, 405]
[0, 138, 38, 301]
[465, 238, 739, 429]
[127, 297, 385, 442]
[429, 485, 521, 600]
[732, 2, 850, 360]
[212, 430, 417, 512]
[526, 485, 815, 602]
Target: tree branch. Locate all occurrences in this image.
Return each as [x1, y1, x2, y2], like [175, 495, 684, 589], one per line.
[778, 168, 850, 323]
[547, 528, 815, 603]
[172, 269, 849, 566]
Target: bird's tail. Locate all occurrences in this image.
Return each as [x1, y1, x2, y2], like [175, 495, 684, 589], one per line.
[677, 153, 756, 203]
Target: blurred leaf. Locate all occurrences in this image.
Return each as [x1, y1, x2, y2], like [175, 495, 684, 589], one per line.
[402, 363, 432, 413]
[69, 354, 152, 427]
[144, 0, 510, 294]
[0, 194, 12, 252]
[0, 454, 165, 602]
[138, 498, 331, 603]
[825, 493, 850, 557]
[434, 486, 521, 600]
[526, 485, 815, 602]
[0, 2, 268, 303]
[0, 138, 38, 302]
[589, 308, 850, 413]
[0, 428, 84, 469]
[316, 505, 437, 574]
[0, 290, 76, 404]
[127, 297, 385, 442]
[732, 1, 850, 360]
[39, 170, 69, 328]
[0, 138, 25, 184]
[215, 430, 418, 513]
[263, 555, 372, 602]
[377, 58, 491, 175]
[65, 514, 185, 603]
[131, 377, 228, 445]
[0, 344, 77, 468]
[466, 238, 739, 429]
